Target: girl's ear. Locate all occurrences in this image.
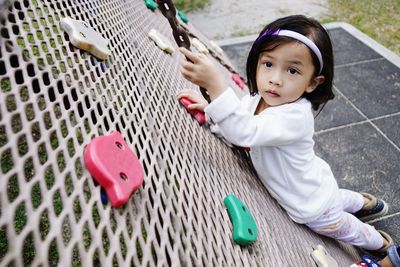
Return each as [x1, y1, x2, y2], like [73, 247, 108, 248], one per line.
[306, 75, 325, 93]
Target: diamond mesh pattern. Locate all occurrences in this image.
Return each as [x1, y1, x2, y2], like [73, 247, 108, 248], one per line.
[0, 0, 359, 266]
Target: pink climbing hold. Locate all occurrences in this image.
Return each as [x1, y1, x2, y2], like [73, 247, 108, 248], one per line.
[84, 131, 144, 208]
[179, 97, 206, 125]
[232, 73, 245, 89]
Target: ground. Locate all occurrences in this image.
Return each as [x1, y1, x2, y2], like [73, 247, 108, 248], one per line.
[187, 0, 327, 40]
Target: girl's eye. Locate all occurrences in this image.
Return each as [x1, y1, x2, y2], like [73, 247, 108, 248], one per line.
[264, 61, 272, 68]
[288, 68, 298, 75]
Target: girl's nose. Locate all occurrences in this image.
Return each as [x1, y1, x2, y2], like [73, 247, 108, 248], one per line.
[268, 70, 283, 86]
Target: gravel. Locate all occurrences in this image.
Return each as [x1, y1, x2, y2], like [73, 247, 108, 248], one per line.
[187, 0, 328, 40]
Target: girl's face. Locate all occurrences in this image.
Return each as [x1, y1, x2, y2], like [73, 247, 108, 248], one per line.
[256, 41, 324, 108]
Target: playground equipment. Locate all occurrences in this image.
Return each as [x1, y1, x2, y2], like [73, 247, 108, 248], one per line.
[0, 0, 360, 266]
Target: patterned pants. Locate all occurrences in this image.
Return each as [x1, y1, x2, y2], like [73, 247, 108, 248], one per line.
[306, 189, 383, 250]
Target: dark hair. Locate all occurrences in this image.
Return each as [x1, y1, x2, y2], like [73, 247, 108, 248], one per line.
[246, 15, 334, 111]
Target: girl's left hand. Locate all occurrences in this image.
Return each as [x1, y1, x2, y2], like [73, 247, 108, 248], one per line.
[179, 47, 227, 100]
[177, 89, 208, 112]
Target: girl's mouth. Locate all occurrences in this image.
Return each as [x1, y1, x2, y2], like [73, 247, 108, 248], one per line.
[266, 90, 280, 97]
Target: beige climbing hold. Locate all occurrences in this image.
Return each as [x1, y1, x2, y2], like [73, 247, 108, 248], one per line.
[191, 38, 209, 55]
[148, 29, 175, 54]
[311, 245, 339, 267]
[60, 17, 110, 60]
[209, 40, 223, 54]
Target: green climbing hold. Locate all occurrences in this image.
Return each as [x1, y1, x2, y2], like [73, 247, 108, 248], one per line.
[224, 194, 258, 246]
[178, 10, 189, 23]
[145, 0, 157, 11]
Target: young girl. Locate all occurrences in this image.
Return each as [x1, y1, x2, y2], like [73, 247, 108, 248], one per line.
[177, 15, 393, 255]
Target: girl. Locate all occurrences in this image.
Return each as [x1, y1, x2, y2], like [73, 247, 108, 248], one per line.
[177, 15, 393, 255]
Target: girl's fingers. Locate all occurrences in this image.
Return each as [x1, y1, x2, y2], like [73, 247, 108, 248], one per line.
[177, 90, 200, 101]
[176, 91, 191, 100]
[177, 90, 207, 111]
[180, 67, 193, 80]
[177, 92, 196, 101]
[179, 47, 199, 63]
[188, 103, 204, 110]
[181, 60, 195, 71]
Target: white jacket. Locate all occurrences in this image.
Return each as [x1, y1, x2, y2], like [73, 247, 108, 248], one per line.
[205, 88, 338, 223]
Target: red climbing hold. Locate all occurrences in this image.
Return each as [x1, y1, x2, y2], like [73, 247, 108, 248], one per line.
[84, 131, 144, 208]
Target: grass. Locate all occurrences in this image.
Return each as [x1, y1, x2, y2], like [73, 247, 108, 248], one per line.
[322, 0, 400, 56]
[173, 0, 209, 12]
[231, 30, 254, 38]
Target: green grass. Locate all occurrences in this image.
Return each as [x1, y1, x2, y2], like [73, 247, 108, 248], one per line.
[322, 0, 400, 56]
[1, 78, 11, 93]
[173, 0, 209, 12]
[0, 226, 7, 259]
[231, 30, 254, 38]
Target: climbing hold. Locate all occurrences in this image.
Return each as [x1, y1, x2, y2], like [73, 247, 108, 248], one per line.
[60, 17, 110, 60]
[191, 38, 209, 55]
[311, 245, 339, 267]
[178, 10, 189, 23]
[224, 194, 258, 246]
[144, 0, 157, 11]
[232, 73, 245, 89]
[179, 97, 206, 125]
[209, 40, 223, 55]
[148, 29, 175, 54]
[84, 131, 144, 208]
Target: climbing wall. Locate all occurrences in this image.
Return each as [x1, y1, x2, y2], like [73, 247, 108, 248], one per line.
[0, 0, 360, 266]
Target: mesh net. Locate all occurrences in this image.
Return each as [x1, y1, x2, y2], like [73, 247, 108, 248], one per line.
[0, 0, 359, 266]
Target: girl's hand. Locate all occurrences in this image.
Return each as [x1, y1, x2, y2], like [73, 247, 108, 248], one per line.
[179, 47, 227, 100]
[177, 89, 208, 112]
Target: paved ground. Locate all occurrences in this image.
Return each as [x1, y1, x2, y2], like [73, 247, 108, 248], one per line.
[187, 0, 328, 40]
[315, 24, 400, 247]
[219, 23, 400, 251]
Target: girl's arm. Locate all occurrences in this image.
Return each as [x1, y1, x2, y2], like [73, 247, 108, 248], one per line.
[205, 89, 310, 147]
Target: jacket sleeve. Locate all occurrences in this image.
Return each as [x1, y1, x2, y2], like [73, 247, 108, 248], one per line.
[204, 88, 309, 147]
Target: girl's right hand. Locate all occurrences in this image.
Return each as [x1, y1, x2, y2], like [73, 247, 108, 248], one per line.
[177, 89, 208, 112]
[179, 48, 227, 100]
